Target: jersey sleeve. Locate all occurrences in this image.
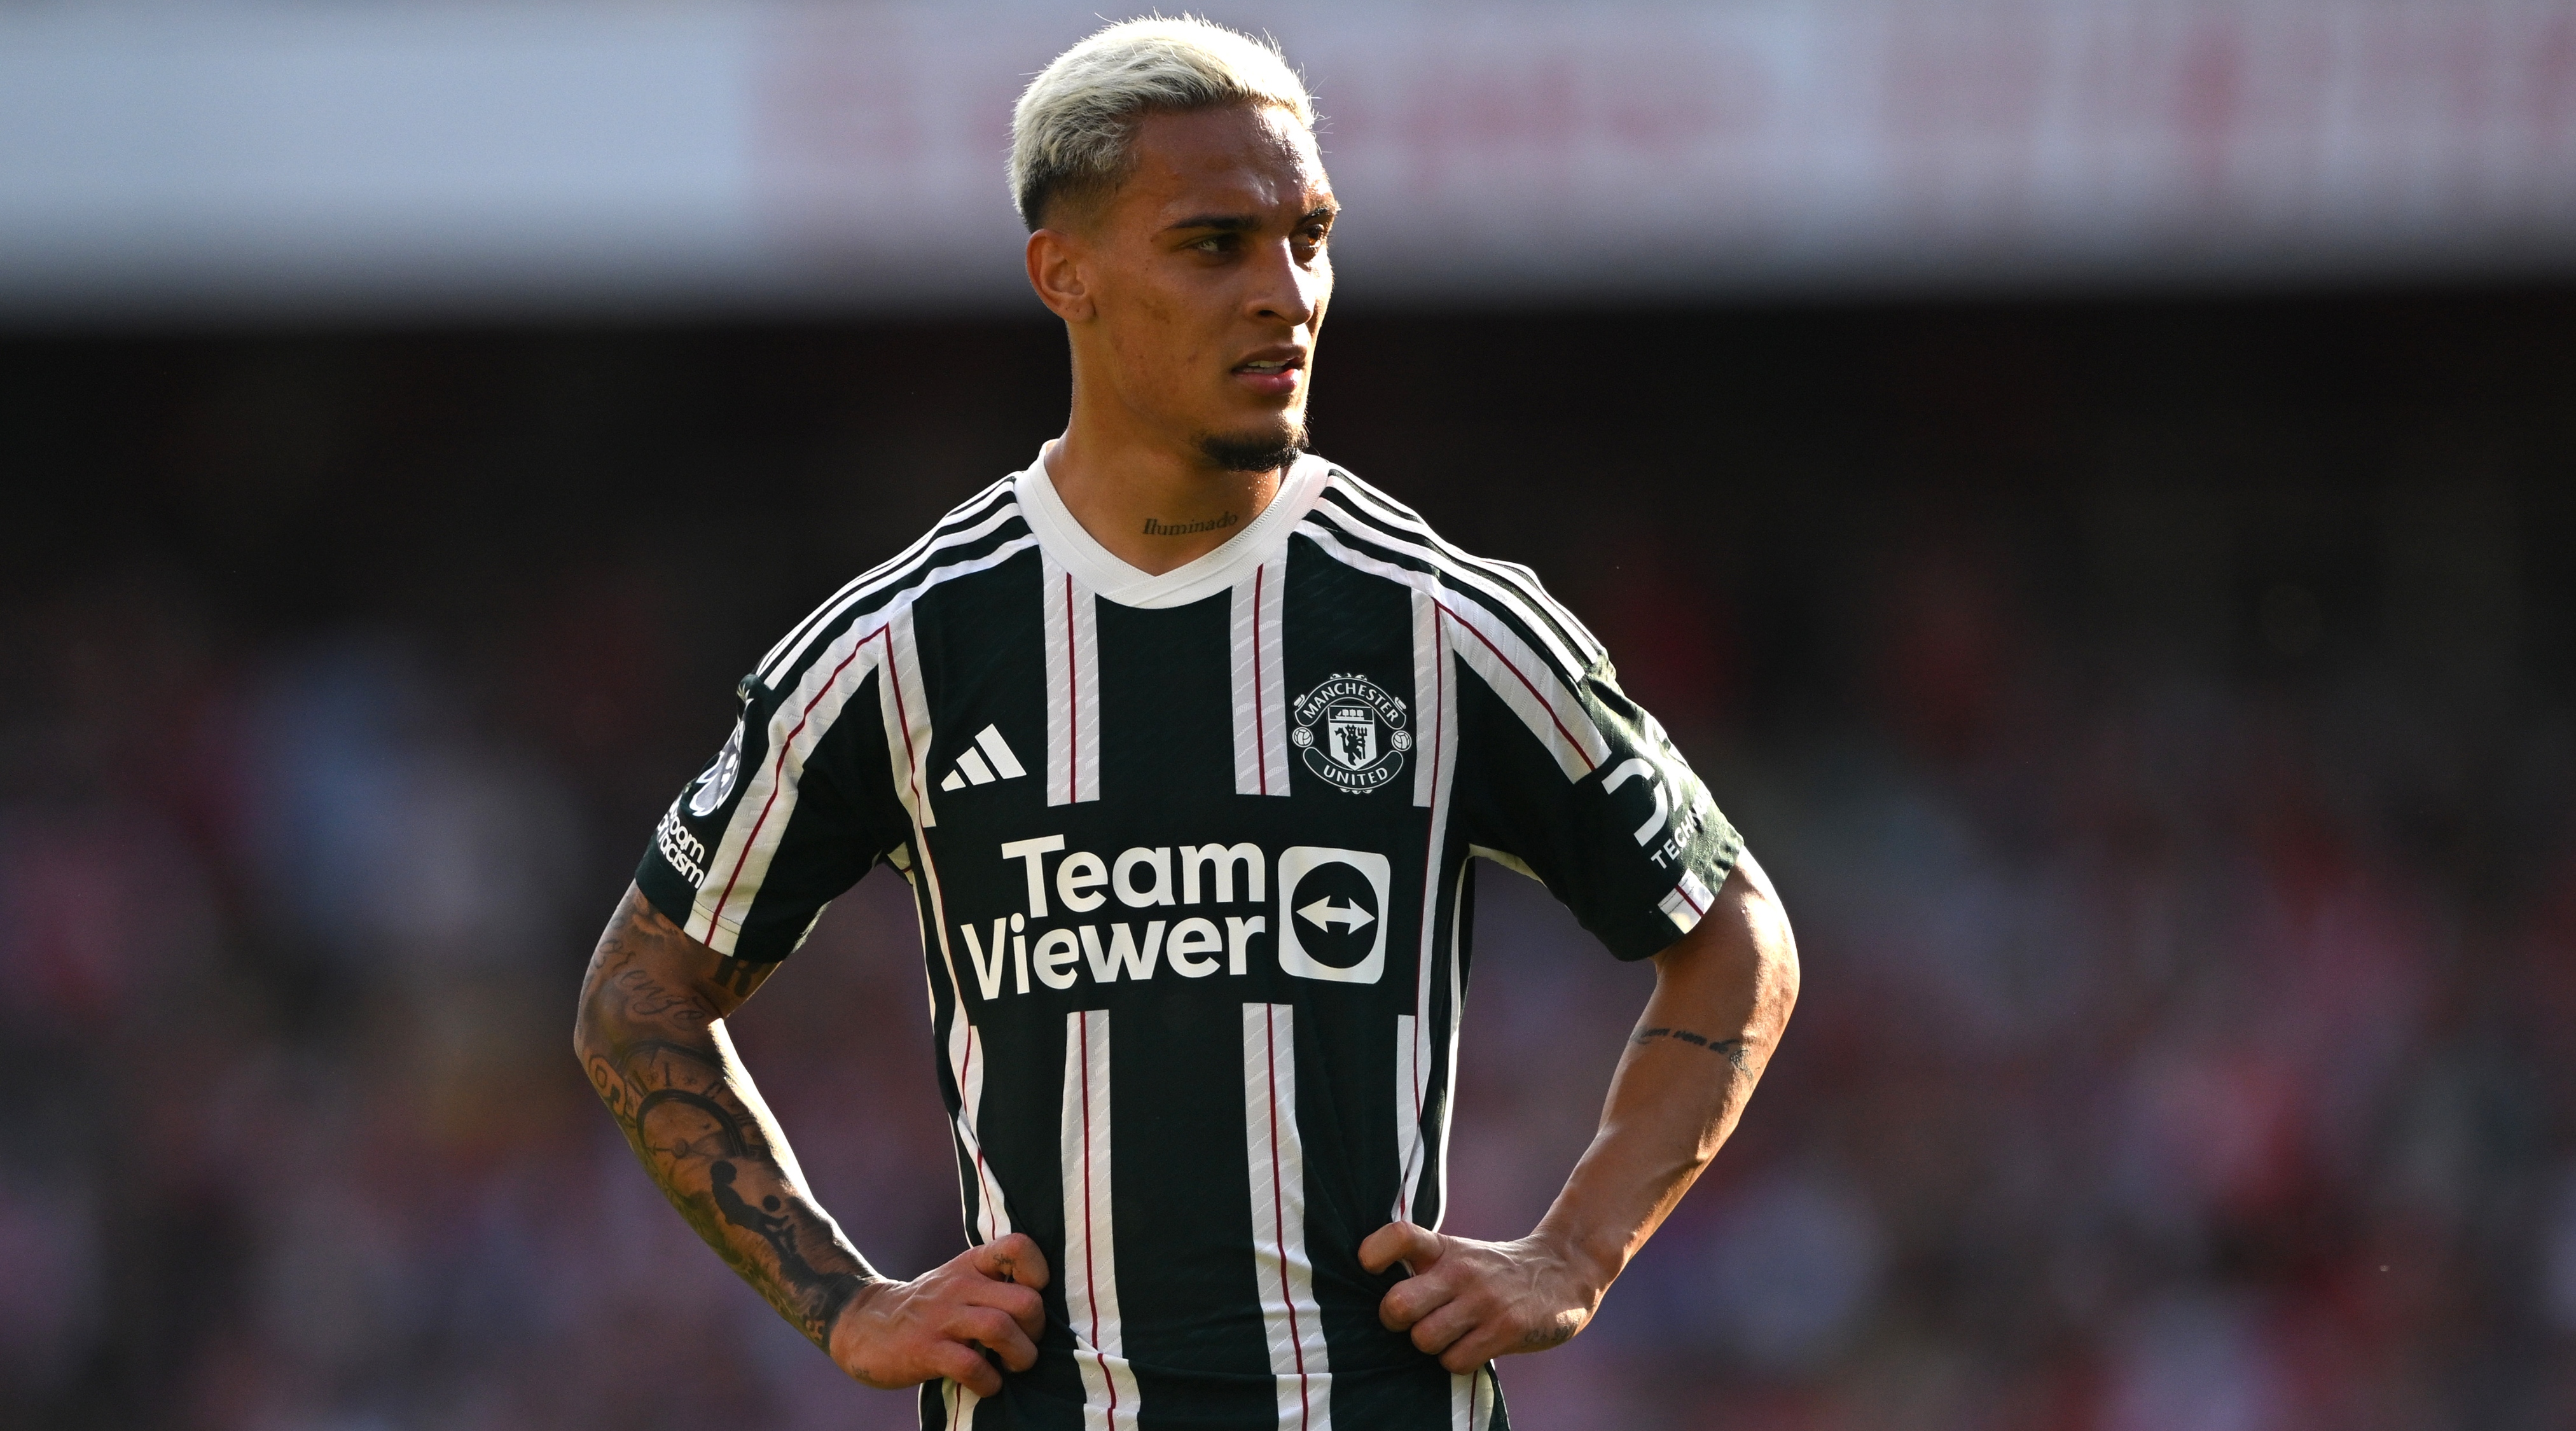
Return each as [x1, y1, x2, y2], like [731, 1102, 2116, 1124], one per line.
[1453, 643, 1743, 963]
[635, 665, 913, 963]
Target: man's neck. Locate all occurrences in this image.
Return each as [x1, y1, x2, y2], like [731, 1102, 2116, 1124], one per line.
[1044, 425, 1284, 577]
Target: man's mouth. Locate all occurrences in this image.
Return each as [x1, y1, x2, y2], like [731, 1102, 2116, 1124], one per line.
[1233, 352, 1305, 396]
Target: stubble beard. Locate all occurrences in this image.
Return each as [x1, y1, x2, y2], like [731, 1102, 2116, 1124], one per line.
[1198, 412, 1308, 474]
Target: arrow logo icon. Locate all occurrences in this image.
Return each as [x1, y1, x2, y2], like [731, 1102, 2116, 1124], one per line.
[1276, 848, 1392, 985]
[1298, 897, 1376, 933]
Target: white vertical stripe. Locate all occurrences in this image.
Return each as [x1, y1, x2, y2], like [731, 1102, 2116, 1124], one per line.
[1044, 558, 1070, 803]
[1230, 555, 1291, 796]
[1392, 1012, 1422, 1224]
[879, 611, 966, 1149]
[1433, 861, 1471, 1232]
[1450, 1364, 1500, 1430]
[1061, 1010, 1137, 1429]
[1229, 570, 1260, 795]
[1410, 588, 1441, 808]
[944, 1378, 981, 1430]
[879, 608, 1017, 1264]
[1395, 586, 1462, 1227]
[1072, 577, 1100, 802]
[1243, 1002, 1332, 1431]
[957, 1023, 1008, 1244]
[1044, 555, 1104, 806]
[881, 606, 939, 830]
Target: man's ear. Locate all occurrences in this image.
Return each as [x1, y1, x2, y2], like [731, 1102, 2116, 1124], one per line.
[1026, 229, 1095, 322]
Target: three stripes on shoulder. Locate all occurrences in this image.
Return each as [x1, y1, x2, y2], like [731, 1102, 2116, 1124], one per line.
[939, 724, 1030, 791]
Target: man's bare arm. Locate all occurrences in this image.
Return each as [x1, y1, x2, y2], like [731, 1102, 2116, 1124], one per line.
[573, 883, 1049, 1396]
[1361, 850, 1799, 1371]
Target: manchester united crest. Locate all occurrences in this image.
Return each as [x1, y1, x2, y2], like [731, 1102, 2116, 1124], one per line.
[1290, 674, 1412, 794]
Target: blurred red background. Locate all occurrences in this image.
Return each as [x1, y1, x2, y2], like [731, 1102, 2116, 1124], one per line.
[4, 289, 2574, 1428]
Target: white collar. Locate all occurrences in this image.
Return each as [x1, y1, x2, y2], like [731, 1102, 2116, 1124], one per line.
[1013, 441, 1330, 609]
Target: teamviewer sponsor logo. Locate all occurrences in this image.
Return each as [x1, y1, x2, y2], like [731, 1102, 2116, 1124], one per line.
[955, 837, 1395, 998]
[957, 836, 1271, 1000]
[939, 724, 1030, 792]
[1275, 846, 1390, 984]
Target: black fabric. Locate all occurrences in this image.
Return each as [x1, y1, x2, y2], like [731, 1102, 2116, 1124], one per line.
[631, 462, 1739, 1429]
[1453, 659, 1745, 962]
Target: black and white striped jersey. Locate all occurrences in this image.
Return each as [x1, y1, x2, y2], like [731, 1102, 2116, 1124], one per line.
[636, 448, 1743, 1431]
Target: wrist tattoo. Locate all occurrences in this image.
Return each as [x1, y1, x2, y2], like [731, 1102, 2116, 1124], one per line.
[712, 954, 771, 999]
[1631, 1027, 1754, 1074]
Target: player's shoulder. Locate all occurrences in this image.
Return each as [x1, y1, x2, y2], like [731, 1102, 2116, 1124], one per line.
[1305, 459, 1448, 553]
[751, 473, 1033, 689]
[1304, 458, 1553, 590]
[1299, 456, 1606, 675]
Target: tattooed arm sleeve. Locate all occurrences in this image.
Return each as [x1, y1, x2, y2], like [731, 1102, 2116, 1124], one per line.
[573, 882, 880, 1350]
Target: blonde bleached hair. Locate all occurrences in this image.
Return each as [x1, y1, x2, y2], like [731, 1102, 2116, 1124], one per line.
[1009, 16, 1316, 230]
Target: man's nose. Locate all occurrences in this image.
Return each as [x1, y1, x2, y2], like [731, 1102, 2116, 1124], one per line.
[1247, 238, 1322, 329]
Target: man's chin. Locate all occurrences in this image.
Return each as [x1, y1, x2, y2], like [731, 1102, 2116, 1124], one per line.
[1198, 419, 1307, 474]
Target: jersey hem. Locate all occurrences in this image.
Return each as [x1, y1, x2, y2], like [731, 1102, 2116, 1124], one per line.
[1602, 824, 1745, 962]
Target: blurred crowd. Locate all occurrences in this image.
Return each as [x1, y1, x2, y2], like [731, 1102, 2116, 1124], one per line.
[3, 294, 2573, 1429]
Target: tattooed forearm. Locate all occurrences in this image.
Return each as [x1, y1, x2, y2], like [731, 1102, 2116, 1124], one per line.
[707, 1160, 869, 1332]
[1630, 1027, 1755, 1074]
[576, 887, 878, 1350]
[609, 966, 713, 1025]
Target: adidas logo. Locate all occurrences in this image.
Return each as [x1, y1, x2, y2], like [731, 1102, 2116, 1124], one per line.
[939, 724, 1030, 792]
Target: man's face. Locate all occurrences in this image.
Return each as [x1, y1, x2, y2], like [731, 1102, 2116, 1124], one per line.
[1059, 104, 1335, 470]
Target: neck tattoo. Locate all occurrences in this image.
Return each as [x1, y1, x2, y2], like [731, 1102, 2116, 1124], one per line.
[1141, 511, 1240, 537]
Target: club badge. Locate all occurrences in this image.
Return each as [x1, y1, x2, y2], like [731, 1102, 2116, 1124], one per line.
[1290, 674, 1412, 794]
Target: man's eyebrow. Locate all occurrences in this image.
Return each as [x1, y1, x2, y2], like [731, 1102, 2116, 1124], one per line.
[1163, 205, 1338, 235]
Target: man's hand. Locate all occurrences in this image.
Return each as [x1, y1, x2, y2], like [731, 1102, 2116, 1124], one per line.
[1357, 853, 1797, 1376]
[579, 886, 1057, 1399]
[1358, 1223, 1601, 1373]
[831, 1234, 1053, 1399]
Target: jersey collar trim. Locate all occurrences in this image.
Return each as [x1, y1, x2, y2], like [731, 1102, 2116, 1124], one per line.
[1014, 443, 1331, 609]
